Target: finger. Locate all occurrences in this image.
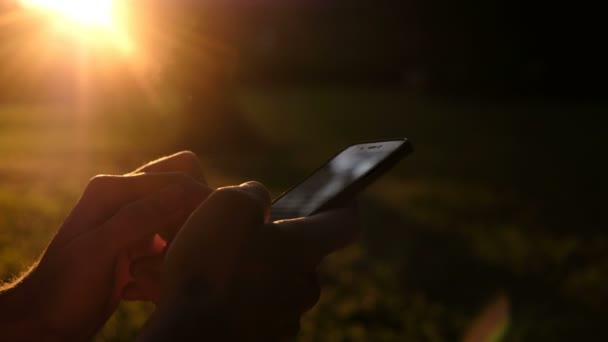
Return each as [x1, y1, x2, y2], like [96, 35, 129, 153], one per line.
[122, 273, 161, 302]
[123, 255, 165, 302]
[130, 151, 206, 184]
[94, 184, 188, 254]
[157, 210, 191, 246]
[163, 182, 271, 292]
[128, 234, 167, 260]
[174, 181, 271, 245]
[75, 172, 212, 228]
[49, 172, 213, 251]
[131, 254, 164, 277]
[236, 181, 272, 223]
[84, 172, 211, 211]
[274, 207, 360, 267]
[123, 255, 166, 303]
[130, 208, 192, 248]
[112, 250, 132, 304]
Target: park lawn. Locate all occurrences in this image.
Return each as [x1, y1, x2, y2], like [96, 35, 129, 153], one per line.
[0, 87, 606, 341]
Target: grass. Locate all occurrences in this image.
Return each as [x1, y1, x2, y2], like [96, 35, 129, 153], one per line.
[1, 87, 606, 340]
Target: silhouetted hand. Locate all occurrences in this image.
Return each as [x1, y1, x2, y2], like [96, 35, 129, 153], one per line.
[2, 152, 211, 341]
[121, 151, 209, 303]
[139, 181, 359, 341]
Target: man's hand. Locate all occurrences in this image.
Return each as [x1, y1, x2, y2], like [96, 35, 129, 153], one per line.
[1, 151, 211, 341]
[139, 181, 359, 341]
[121, 151, 209, 303]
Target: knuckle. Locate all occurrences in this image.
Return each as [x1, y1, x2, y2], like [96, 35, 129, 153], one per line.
[174, 171, 206, 188]
[173, 173, 210, 194]
[240, 181, 271, 201]
[162, 173, 212, 203]
[83, 175, 116, 200]
[87, 175, 112, 191]
[160, 172, 197, 190]
[208, 187, 262, 222]
[242, 180, 263, 188]
[173, 150, 198, 163]
[211, 187, 256, 208]
[172, 151, 204, 178]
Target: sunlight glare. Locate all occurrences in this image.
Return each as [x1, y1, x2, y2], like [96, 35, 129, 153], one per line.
[20, 0, 115, 28]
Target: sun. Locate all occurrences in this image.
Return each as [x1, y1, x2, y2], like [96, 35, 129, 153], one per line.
[18, 0, 136, 53]
[19, 0, 115, 28]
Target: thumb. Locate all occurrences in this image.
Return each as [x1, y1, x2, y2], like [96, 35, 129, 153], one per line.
[162, 182, 271, 294]
[274, 206, 361, 269]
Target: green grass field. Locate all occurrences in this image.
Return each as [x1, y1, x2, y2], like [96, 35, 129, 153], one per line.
[1, 87, 606, 341]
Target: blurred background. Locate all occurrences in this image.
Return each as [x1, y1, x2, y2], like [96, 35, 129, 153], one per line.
[0, 0, 606, 340]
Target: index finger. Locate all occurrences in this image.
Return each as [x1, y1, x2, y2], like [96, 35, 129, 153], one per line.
[274, 206, 360, 268]
[129, 151, 206, 184]
[82, 173, 211, 213]
[57, 173, 212, 246]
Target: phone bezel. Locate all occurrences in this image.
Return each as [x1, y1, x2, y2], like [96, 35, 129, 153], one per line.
[271, 138, 413, 218]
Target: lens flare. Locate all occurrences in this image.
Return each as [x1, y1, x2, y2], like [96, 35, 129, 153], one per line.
[17, 0, 135, 53]
[19, 0, 115, 28]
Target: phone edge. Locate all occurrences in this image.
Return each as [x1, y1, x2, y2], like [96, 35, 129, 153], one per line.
[271, 138, 413, 212]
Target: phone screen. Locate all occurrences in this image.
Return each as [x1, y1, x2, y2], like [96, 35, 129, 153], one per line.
[270, 140, 407, 221]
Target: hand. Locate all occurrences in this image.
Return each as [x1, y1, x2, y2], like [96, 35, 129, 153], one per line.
[121, 151, 209, 303]
[140, 182, 359, 341]
[3, 152, 211, 341]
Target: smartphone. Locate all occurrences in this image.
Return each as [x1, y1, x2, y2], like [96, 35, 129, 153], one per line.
[270, 138, 413, 221]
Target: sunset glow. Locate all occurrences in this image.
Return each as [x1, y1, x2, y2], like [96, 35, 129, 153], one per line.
[16, 0, 136, 53]
[20, 0, 116, 28]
